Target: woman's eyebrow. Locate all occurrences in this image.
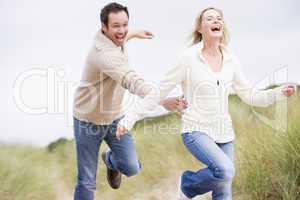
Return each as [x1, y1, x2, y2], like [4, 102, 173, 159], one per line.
[205, 15, 221, 18]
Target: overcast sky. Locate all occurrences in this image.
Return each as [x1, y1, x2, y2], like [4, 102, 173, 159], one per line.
[1, 0, 299, 146]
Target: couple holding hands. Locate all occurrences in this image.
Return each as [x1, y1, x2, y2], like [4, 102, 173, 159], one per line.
[73, 2, 296, 200]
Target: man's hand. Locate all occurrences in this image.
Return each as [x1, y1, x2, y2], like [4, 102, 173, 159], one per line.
[160, 95, 188, 115]
[126, 30, 154, 41]
[116, 124, 128, 140]
[133, 30, 154, 39]
[282, 85, 296, 97]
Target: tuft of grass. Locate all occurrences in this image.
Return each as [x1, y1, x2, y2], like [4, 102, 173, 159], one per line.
[0, 145, 56, 200]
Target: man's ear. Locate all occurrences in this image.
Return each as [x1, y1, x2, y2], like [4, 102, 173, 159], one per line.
[101, 23, 108, 33]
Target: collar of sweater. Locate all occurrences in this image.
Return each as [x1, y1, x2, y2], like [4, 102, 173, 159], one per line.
[196, 42, 232, 64]
[94, 30, 124, 52]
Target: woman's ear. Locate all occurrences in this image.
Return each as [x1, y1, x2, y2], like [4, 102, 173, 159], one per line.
[197, 27, 202, 34]
[197, 24, 202, 34]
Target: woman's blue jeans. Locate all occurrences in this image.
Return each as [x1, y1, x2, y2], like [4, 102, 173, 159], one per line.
[180, 131, 235, 200]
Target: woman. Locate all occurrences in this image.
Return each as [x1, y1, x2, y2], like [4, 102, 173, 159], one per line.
[117, 7, 296, 200]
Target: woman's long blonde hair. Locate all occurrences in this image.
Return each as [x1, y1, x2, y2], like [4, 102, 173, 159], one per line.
[190, 7, 230, 46]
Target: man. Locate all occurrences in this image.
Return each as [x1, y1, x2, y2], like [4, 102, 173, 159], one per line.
[73, 2, 187, 200]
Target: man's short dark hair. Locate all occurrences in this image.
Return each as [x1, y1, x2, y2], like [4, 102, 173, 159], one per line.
[100, 2, 129, 26]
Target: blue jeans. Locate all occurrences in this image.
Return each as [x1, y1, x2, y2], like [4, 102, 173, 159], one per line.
[73, 117, 141, 200]
[180, 132, 235, 200]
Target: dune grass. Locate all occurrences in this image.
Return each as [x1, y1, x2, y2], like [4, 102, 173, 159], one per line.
[1, 88, 300, 199]
[0, 145, 56, 200]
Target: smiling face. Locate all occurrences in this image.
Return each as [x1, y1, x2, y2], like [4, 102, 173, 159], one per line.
[102, 11, 129, 47]
[198, 9, 224, 41]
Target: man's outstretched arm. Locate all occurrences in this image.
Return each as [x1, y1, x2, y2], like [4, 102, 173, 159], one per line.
[126, 30, 154, 42]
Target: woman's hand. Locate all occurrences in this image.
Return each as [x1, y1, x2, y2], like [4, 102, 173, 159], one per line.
[126, 30, 154, 41]
[116, 124, 128, 140]
[160, 95, 188, 115]
[282, 85, 296, 97]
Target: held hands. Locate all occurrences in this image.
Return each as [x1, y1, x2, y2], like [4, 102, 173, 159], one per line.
[282, 85, 296, 97]
[160, 95, 188, 115]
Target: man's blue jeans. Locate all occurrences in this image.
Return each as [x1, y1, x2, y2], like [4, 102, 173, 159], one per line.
[73, 117, 141, 200]
[180, 132, 235, 200]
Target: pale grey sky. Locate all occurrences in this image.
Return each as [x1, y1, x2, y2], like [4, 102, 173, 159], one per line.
[1, 0, 299, 146]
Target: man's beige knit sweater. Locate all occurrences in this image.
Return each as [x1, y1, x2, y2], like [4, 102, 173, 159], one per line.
[73, 31, 150, 125]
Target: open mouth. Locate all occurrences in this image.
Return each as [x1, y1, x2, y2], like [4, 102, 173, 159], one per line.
[116, 35, 125, 41]
[211, 27, 221, 32]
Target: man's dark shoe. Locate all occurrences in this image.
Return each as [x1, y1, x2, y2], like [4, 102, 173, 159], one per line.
[101, 152, 122, 189]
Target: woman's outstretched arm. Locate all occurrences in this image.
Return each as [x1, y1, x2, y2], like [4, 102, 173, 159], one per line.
[232, 56, 295, 107]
